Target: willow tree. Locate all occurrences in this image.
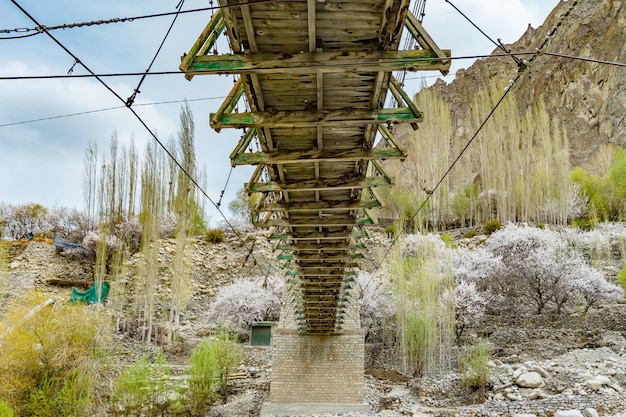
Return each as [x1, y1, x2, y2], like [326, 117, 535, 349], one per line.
[168, 103, 197, 341]
[134, 141, 166, 343]
[392, 232, 455, 376]
[382, 87, 453, 231]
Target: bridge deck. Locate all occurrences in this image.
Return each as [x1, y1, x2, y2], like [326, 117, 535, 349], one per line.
[181, 0, 450, 334]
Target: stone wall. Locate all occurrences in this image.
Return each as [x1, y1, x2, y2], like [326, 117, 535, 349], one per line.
[269, 281, 366, 404]
[269, 328, 365, 403]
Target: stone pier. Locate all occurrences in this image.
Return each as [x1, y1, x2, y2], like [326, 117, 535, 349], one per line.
[260, 289, 369, 416]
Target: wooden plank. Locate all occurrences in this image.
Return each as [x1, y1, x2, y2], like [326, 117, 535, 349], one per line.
[184, 49, 452, 75]
[257, 199, 380, 212]
[211, 107, 423, 129]
[405, 10, 450, 75]
[247, 176, 391, 193]
[263, 217, 372, 227]
[179, 10, 225, 79]
[233, 147, 403, 165]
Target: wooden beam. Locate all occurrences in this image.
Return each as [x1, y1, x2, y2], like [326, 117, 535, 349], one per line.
[389, 76, 423, 122]
[184, 49, 452, 75]
[275, 243, 365, 251]
[263, 217, 373, 227]
[233, 147, 404, 165]
[405, 10, 450, 75]
[257, 199, 380, 213]
[229, 127, 257, 160]
[247, 176, 391, 193]
[212, 107, 423, 129]
[179, 10, 225, 80]
[212, 77, 245, 133]
[378, 124, 408, 157]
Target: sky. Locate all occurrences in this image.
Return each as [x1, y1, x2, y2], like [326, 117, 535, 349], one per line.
[0, 0, 560, 226]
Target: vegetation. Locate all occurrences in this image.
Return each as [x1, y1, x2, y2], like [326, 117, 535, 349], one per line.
[206, 228, 225, 243]
[110, 353, 171, 417]
[458, 338, 492, 398]
[0, 291, 110, 416]
[483, 219, 501, 235]
[571, 146, 626, 221]
[189, 328, 241, 414]
[391, 232, 455, 376]
[381, 83, 576, 230]
[228, 187, 261, 225]
[206, 277, 283, 334]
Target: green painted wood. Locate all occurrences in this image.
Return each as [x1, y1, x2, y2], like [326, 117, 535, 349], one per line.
[246, 176, 391, 193]
[183, 49, 451, 75]
[232, 147, 403, 165]
[211, 107, 422, 129]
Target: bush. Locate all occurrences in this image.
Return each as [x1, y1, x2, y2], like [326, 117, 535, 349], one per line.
[188, 328, 241, 414]
[110, 353, 170, 417]
[205, 228, 225, 243]
[459, 338, 492, 398]
[0, 400, 13, 417]
[571, 147, 626, 221]
[483, 219, 501, 235]
[25, 369, 93, 417]
[440, 232, 457, 248]
[463, 229, 478, 239]
[0, 291, 110, 416]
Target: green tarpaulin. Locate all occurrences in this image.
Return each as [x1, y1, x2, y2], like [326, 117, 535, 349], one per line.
[69, 282, 110, 304]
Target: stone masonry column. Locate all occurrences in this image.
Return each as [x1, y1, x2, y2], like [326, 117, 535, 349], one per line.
[261, 286, 369, 415]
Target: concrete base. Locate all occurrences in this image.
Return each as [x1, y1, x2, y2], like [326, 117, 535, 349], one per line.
[260, 402, 371, 417]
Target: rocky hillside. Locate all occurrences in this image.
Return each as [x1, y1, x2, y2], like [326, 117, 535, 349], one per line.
[3, 230, 626, 417]
[426, 0, 625, 170]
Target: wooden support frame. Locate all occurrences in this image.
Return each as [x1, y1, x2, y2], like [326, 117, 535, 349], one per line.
[232, 147, 404, 166]
[183, 49, 451, 76]
[179, 10, 226, 80]
[211, 107, 423, 129]
[256, 199, 381, 213]
[246, 176, 391, 193]
[262, 217, 373, 227]
[404, 10, 450, 75]
[211, 77, 245, 132]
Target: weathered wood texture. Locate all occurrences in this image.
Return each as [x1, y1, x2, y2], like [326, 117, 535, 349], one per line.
[181, 0, 450, 333]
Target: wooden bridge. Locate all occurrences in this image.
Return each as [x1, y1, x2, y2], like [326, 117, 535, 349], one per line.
[180, 0, 450, 335]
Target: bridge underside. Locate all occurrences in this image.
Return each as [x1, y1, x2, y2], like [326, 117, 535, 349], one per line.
[181, 0, 449, 335]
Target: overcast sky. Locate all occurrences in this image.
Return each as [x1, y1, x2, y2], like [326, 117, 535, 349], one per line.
[0, 0, 560, 225]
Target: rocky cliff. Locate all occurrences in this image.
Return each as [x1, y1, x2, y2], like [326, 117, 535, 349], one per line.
[426, 0, 625, 171]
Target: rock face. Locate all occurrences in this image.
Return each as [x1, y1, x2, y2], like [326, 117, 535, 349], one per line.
[423, 0, 625, 175]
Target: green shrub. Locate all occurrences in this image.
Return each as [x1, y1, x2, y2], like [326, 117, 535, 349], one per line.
[188, 328, 241, 415]
[0, 400, 13, 417]
[110, 352, 170, 417]
[570, 147, 626, 221]
[0, 291, 109, 416]
[26, 369, 93, 417]
[618, 265, 626, 294]
[440, 233, 457, 248]
[463, 229, 478, 239]
[483, 220, 501, 235]
[205, 228, 225, 243]
[459, 338, 492, 397]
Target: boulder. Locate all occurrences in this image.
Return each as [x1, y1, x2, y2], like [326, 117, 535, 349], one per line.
[523, 388, 547, 400]
[516, 371, 545, 388]
[582, 409, 600, 417]
[528, 365, 549, 378]
[554, 411, 584, 417]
